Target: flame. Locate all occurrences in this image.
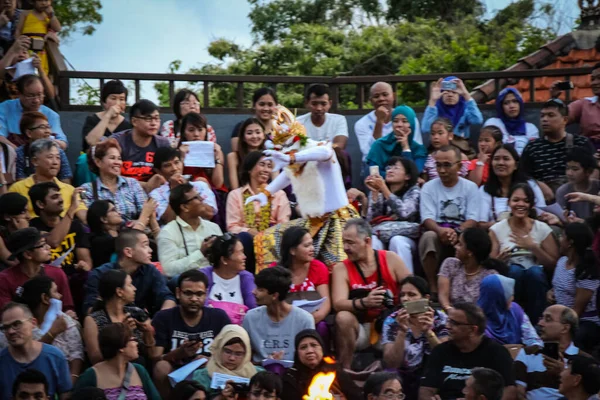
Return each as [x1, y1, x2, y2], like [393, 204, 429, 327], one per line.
[323, 356, 336, 364]
[303, 372, 336, 400]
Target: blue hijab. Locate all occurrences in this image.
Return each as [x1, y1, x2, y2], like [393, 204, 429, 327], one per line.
[496, 88, 527, 136]
[366, 105, 427, 174]
[477, 274, 524, 345]
[435, 76, 466, 128]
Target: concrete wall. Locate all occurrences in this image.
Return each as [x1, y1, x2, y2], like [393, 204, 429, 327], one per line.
[59, 107, 566, 188]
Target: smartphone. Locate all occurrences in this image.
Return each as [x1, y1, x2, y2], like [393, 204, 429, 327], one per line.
[403, 299, 429, 315]
[187, 333, 202, 342]
[30, 38, 44, 52]
[369, 165, 380, 176]
[441, 80, 457, 91]
[541, 341, 560, 360]
[555, 81, 574, 91]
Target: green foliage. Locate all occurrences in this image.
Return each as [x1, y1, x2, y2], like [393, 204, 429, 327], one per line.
[157, 0, 561, 108]
[53, 0, 103, 38]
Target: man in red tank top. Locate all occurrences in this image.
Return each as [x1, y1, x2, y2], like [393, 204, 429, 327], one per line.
[331, 219, 410, 369]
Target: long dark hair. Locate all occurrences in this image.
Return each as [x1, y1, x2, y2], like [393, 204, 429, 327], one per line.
[484, 144, 529, 198]
[240, 151, 266, 186]
[462, 227, 508, 275]
[564, 222, 599, 280]
[16, 275, 54, 312]
[87, 200, 116, 234]
[173, 89, 200, 124]
[508, 183, 537, 219]
[279, 226, 310, 269]
[93, 269, 128, 312]
[385, 156, 419, 197]
[237, 118, 266, 168]
[179, 112, 208, 142]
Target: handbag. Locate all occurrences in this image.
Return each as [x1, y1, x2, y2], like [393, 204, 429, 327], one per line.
[206, 300, 249, 325]
[371, 220, 420, 243]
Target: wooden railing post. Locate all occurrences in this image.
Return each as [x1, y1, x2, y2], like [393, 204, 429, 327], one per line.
[58, 76, 70, 109]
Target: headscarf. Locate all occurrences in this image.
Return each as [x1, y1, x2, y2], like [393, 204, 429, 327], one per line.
[206, 324, 257, 378]
[366, 105, 427, 173]
[477, 275, 523, 345]
[293, 329, 326, 368]
[496, 88, 527, 136]
[436, 76, 466, 128]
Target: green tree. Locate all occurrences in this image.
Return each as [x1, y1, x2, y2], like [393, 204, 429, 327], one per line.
[157, 0, 561, 108]
[52, 0, 103, 38]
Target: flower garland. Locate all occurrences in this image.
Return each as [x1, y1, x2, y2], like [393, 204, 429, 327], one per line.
[243, 190, 272, 232]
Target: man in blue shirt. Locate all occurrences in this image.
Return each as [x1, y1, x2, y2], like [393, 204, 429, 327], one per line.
[0, 75, 67, 150]
[0, 302, 71, 400]
[83, 229, 176, 315]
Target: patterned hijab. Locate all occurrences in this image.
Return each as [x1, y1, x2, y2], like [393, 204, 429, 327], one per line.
[206, 324, 257, 378]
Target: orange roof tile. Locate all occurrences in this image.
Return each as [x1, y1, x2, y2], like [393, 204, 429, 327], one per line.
[512, 48, 600, 102]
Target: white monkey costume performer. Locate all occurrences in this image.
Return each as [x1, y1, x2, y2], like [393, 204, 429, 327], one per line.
[245, 106, 359, 272]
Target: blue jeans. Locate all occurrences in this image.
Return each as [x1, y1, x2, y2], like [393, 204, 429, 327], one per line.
[509, 264, 548, 323]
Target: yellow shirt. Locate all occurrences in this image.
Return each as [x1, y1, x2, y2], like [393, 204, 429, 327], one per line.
[9, 176, 87, 217]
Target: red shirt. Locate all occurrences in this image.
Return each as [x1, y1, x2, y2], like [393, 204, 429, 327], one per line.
[344, 250, 398, 321]
[289, 259, 330, 293]
[0, 264, 74, 310]
[468, 159, 489, 185]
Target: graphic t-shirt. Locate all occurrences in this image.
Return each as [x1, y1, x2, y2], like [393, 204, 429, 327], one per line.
[419, 177, 480, 227]
[110, 129, 170, 181]
[30, 218, 90, 276]
[209, 273, 244, 304]
[152, 306, 231, 356]
[243, 305, 315, 362]
[421, 336, 516, 399]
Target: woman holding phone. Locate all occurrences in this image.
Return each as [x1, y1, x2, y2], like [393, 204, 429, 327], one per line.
[381, 276, 448, 400]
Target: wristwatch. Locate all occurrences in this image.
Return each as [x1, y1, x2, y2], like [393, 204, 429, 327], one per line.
[476, 161, 485, 167]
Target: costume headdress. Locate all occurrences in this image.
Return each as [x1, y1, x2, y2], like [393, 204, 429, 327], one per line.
[270, 105, 308, 150]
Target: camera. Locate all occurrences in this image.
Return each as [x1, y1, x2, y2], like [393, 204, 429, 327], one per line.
[127, 306, 149, 322]
[382, 289, 395, 309]
[230, 383, 250, 395]
[30, 38, 44, 52]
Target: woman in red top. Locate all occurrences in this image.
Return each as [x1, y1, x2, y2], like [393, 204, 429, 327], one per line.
[278, 226, 331, 346]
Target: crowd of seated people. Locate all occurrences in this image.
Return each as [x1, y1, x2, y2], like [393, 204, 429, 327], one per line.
[2, 56, 600, 400]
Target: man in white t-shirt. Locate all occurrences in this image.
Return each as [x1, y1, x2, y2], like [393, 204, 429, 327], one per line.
[419, 145, 480, 293]
[296, 84, 349, 149]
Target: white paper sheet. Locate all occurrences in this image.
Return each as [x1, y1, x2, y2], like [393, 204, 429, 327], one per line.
[182, 141, 215, 168]
[168, 357, 208, 387]
[292, 297, 327, 313]
[48, 243, 75, 267]
[262, 359, 294, 368]
[39, 299, 63, 335]
[210, 372, 250, 389]
[536, 203, 566, 222]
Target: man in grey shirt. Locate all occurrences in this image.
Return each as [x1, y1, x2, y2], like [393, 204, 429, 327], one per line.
[243, 267, 315, 362]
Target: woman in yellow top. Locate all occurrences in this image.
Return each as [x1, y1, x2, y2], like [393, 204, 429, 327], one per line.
[16, 0, 61, 75]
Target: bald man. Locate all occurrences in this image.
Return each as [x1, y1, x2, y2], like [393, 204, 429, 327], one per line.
[514, 305, 585, 400]
[354, 82, 423, 175]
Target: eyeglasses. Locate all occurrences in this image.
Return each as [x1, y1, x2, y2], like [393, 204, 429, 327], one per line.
[29, 124, 51, 131]
[447, 318, 474, 327]
[379, 393, 405, 400]
[181, 290, 206, 298]
[23, 93, 44, 100]
[0, 318, 30, 332]
[385, 165, 403, 172]
[250, 390, 277, 400]
[182, 194, 203, 204]
[180, 101, 200, 107]
[223, 347, 246, 358]
[435, 161, 460, 169]
[133, 116, 161, 123]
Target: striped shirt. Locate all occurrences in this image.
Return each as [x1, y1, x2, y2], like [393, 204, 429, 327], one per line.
[552, 256, 600, 323]
[520, 134, 593, 184]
